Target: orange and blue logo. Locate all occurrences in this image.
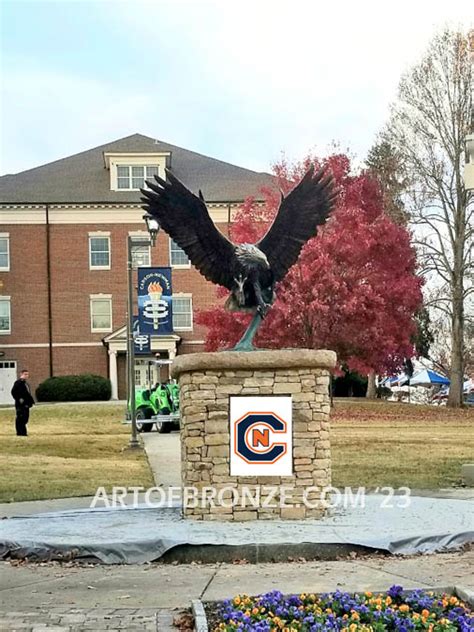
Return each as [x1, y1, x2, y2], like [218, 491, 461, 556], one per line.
[230, 396, 293, 476]
[234, 412, 288, 464]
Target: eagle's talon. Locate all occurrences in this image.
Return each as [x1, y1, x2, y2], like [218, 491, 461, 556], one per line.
[257, 304, 270, 318]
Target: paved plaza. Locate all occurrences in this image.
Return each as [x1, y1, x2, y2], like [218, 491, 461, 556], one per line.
[0, 551, 473, 630]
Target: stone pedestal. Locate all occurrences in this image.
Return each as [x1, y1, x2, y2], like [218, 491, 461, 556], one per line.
[171, 349, 336, 521]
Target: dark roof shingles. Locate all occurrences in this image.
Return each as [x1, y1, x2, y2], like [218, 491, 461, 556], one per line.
[0, 133, 275, 204]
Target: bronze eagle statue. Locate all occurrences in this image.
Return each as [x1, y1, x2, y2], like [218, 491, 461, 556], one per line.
[141, 166, 336, 350]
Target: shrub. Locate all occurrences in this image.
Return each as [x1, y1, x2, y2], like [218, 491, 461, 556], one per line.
[36, 374, 111, 402]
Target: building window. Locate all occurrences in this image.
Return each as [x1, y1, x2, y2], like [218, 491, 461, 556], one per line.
[0, 297, 11, 334]
[172, 295, 193, 330]
[131, 243, 151, 268]
[90, 296, 112, 332]
[170, 238, 190, 267]
[0, 235, 10, 271]
[89, 235, 110, 269]
[117, 165, 159, 190]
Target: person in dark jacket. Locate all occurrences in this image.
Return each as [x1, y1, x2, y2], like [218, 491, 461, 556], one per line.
[11, 369, 35, 436]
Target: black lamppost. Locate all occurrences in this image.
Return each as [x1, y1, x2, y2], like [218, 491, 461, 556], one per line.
[126, 214, 160, 448]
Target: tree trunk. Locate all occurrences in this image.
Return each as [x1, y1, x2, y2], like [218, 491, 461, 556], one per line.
[447, 188, 465, 408]
[447, 280, 464, 407]
[366, 371, 377, 399]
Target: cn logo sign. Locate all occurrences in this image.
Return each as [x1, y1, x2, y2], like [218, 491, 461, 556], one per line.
[235, 413, 287, 464]
[230, 396, 292, 476]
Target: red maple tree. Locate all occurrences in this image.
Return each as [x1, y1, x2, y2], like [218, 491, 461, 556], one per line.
[196, 154, 423, 375]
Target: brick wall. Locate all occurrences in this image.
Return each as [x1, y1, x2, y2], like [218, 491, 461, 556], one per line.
[0, 225, 50, 345]
[0, 217, 229, 390]
[0, 347, 49, 395]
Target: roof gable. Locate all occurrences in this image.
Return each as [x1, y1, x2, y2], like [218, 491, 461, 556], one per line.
[0, 133, 276, 204]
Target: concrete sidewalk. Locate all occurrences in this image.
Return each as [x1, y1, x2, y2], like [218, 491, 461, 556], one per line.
[2, 552, 472, 606]
[0, 552, 473, 630]
[141, 431, 181, 488]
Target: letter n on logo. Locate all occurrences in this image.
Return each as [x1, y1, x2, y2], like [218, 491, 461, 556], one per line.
[252, 428, 269, 448]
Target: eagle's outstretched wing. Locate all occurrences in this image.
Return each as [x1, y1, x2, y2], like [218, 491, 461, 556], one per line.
[140, 169, 236, 290]
[257, 166, 337, 282]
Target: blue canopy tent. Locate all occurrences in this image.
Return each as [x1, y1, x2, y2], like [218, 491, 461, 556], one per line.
[381, 375, 409, 387]
[409, 369, 450, 387]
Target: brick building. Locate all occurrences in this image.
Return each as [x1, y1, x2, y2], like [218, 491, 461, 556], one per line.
[0, 134, 273, 402]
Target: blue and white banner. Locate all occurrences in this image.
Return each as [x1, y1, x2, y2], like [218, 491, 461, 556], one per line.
[134, 333, 151, 355]
[137, 267, 173, 335]
[132, 317, 151, 354]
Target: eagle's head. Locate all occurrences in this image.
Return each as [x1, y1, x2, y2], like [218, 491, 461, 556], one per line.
[235, 244, 270, 269]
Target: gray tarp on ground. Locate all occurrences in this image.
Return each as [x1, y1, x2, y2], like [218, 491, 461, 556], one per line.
[0, 495, 472, 564]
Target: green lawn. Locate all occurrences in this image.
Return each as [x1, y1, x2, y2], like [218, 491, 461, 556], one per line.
[331, 399, 474, 489]
[0, 404, 154, 502]
[0, 400, 472, 503]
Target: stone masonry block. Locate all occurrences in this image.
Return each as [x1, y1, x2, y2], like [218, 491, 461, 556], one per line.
[175, 350, 334, 522]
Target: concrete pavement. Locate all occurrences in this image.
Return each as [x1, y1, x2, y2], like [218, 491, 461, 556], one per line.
[141, 431, 181, 488]
[1, 552, 473, 608]
[0, 551, 473, 629]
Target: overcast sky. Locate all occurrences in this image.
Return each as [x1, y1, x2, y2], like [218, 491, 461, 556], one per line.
[0, 0, 472, 176]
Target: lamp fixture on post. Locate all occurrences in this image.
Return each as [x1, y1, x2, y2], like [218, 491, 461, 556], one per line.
[143, 213, 160, 246]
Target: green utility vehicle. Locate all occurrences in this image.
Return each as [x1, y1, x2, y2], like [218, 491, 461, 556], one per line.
[135, 381, 180, 433]
[125, 358, 180, 433]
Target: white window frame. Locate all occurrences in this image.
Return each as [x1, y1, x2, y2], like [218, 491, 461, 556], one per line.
[90, 294, 112, 333]
[172, 293, 193, 331]
[0, 296, 11, 334]
[89, 233, 111, 270]
[169, 238, 191, 269]
[115, 164, 160, 191]
[0, 233, 10, 272]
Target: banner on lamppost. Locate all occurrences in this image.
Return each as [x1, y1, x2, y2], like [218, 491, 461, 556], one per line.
[134, 333, 151, 355]
[137, 267, 173, 335]
[132, 316, 150, 353]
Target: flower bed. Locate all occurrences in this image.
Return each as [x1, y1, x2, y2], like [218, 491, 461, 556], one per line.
[213, 585, 473, 631]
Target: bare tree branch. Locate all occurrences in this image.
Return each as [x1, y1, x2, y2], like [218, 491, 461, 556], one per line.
[381, 29, 472, 407]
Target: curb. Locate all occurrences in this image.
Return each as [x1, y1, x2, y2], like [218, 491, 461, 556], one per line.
[191, 599, 208, 632]
[160, 542, 385, 564]
[454, 586, 474, 608]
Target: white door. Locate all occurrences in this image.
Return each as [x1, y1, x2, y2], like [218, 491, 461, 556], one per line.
[0, 361, 17, 405]
[134, 360, 151, 389]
